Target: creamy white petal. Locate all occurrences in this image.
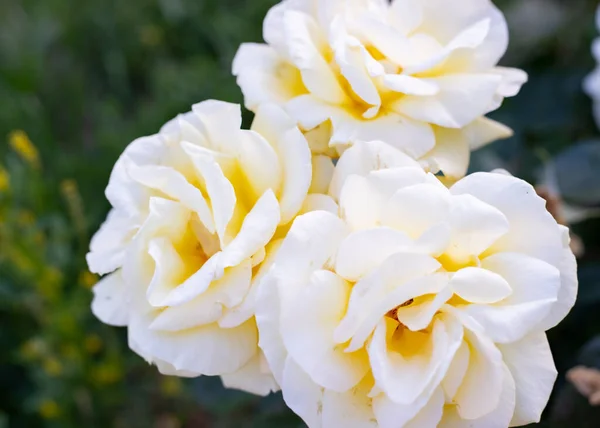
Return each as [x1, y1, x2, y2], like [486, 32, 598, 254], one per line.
[394, 74, 502, 128]
[300, 193, 339, 215]
[235, 131, 282, 203]
[105, 135, 164, 216]
[463, 116, 513, 151]
[126, 162, 214, 233]
[218, 239, 284, 329]
[383, 74, 439, 96]
[310, 155, 335, 195]
[281, 270, 370, 392]
[441, 340, 470, 401]
[150, 261, 252, 331]
[389, 0, 423, 35]
[159, 253, 221, 307]
[129, 314, 257, 376]
[87, 209, 137, 275]
[380, 183, 451, 239]
[233, 43, 304, 110]
[281, 358, 325, 428]
[442, 363, 515, 428]
[450, 172, 564, 266]
[498, 332, 557, 426]
[335, 227, 413, 281]
[331, 20, 382, 109]
[146, 237, 187, 307]
[493, 66, 528, 97]
[181, 142, 235, 243]
[396, 287, 454, 332]
[419, 126, 470, 181]
[270, 210, 349, 288]
[286, 94, 340, 131]
[335, 255, 443, 350]
[405, 387, 445, 428]
[339, 174, 385, 230]
[460, 252, 561, 343]
[449, 267, 511, 304]
[368, 313, 463, 405]
[221, 351, 279, 396]
[191, 100, 242, 151]
[91, 271, 129, 327]
[329, 140, 421, 201]
[255, 274, 288, 385]
[283, 10, 348, 104]
[251, 103, 312, 224]
[220, 190, 281, 270]
[329, 112, 436, 159]
[321, 379, 378, 428]
[538, 227, 578, 331]
[451, 326, 504, 419]
[446, 193, 509, 261]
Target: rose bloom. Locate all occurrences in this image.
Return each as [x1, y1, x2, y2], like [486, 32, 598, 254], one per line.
[233, 0, 527, 180]
[584, 6, 600, 129]
[86, 100, 323, 394]
[256, 141, 577, 427]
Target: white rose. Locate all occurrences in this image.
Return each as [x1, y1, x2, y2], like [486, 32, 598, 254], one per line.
[584, 6, 600, 129]
[256, 141, 577, 427]
[87, 100, 321, 395]
[233, 0, 527, 180]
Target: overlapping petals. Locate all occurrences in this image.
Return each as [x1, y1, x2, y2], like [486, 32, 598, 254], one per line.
[256, 141, 577, 427]
[87, 100, 317, 393]
[233, 0, 526, 180]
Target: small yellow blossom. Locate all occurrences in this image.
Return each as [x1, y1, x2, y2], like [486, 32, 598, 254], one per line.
[139, 25, 163, 47]
[7, 248, 35, 275]
[0, 165, 9, 192]
[92, 361, 122, 385]
[8, 130, 40, 169]
[39, 399, 60, 419]
[17, 210, 36, 227]
[61, 179, 87, 243]
[84, 334, 103, 354]
[61, 344, 81, 363]
[20, 338, 46, 361]
[43, 357, 63, 377]
[161, 377, 183, 397]
[79, 270, 98, 289]
[38, 267, 63, 302]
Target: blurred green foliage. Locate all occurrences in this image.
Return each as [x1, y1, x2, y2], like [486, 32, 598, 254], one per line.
[0, 0, 599, 427]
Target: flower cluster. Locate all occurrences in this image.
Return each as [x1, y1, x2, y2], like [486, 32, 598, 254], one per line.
[88, 0, 577, 427]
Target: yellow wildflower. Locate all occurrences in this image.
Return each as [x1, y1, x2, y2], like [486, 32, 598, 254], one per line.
[20, 338, 46, 361]
[139, 24, 163, 47]
[60, 179, 87, 243]
[161, 377, 183, 397]
[17, 210, 35, 227]
[60, 344, 80, 363]
[84, 334, 103, 354]
[39, 399, 60, 419]
[92, 362, 122, 385]
[8, 130, 40, 169]
[43, 357, 63, 377]
[79, 270, 98, 289]
[38, 267, 63, 302]
[0, 165, 9, 192]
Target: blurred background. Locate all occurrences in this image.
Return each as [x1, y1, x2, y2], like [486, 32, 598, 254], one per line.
[1, 0, 600, 426]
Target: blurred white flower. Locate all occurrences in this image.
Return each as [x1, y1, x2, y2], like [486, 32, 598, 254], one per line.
[233, 0, 526, 180]
[584, 6, 600, 129]
[257, 141, 577, 427]
[87, 100, 319, 395]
